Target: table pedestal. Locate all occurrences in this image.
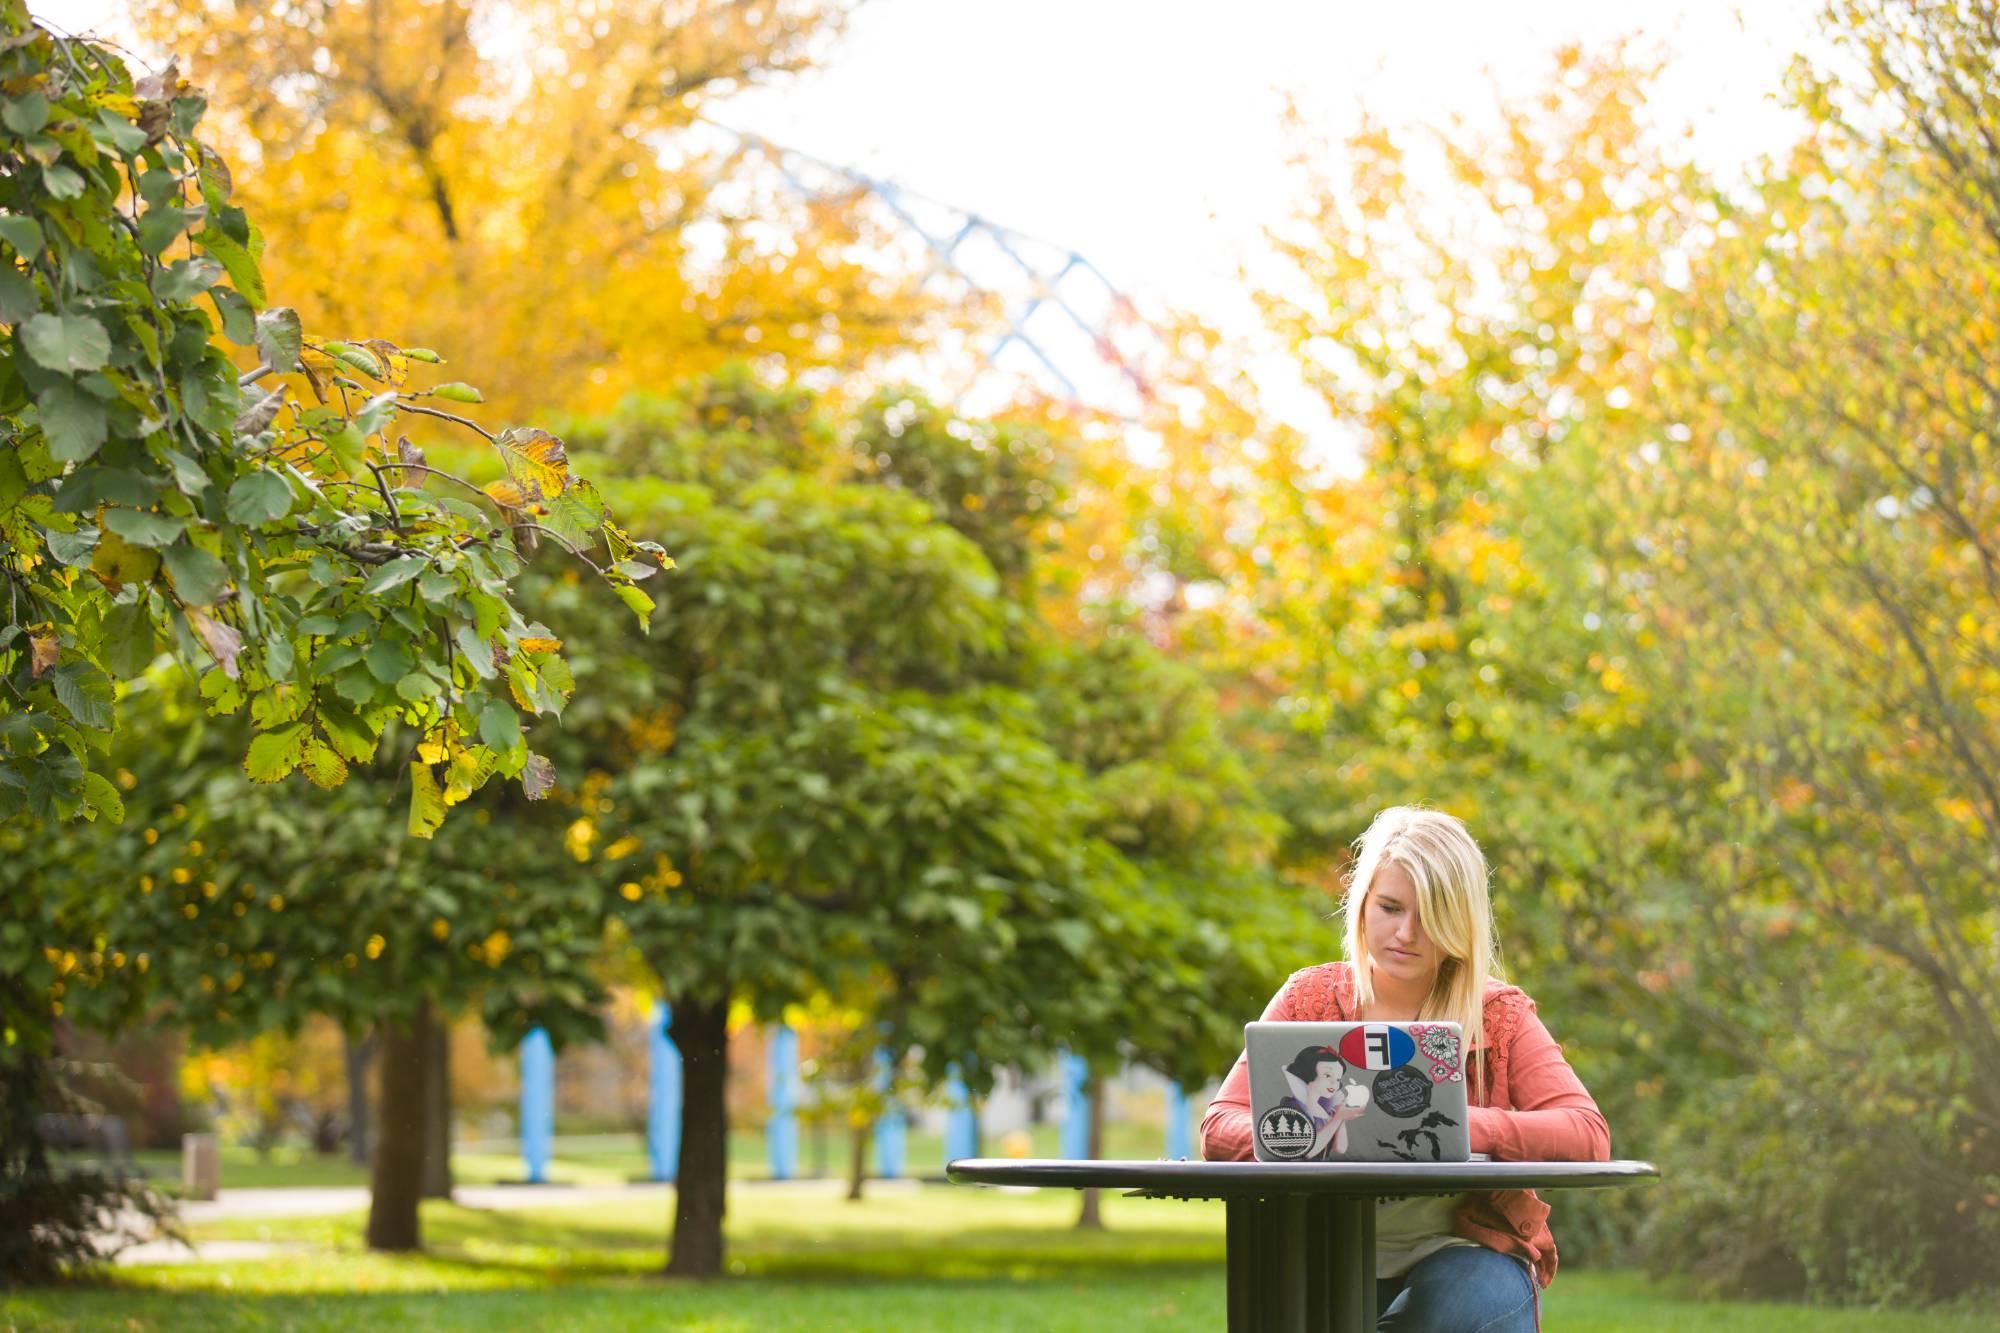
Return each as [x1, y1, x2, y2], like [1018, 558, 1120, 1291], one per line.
[1226, 1194, 1376, 1333]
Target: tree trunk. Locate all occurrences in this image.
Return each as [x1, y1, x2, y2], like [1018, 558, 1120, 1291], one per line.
[1076, 1071, 1106, 1231]
[421, 1014, 453, 1200]
[366, 1000, 431, 1252]
[846, 1119, 869, 1202]
[345, 1031, 375, 1167]
[665, 995, 730, 1277]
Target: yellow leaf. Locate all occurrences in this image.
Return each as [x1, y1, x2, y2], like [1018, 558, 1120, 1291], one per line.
[495, 427, 569, 501]
[484, 478, 532, 510]
[517, 634, 563, 654]
[408, 760, 447, 839]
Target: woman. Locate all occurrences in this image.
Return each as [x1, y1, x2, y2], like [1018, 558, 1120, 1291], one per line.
[1201, 807, 1609, 1333]
[1279, 1045, 1371, 1158]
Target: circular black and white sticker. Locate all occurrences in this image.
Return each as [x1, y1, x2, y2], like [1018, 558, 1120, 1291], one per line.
[1257, 1106, 1316, 1159]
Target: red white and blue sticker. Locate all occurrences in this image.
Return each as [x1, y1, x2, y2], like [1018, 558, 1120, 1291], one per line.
[1337, 1024, 1416, 1070]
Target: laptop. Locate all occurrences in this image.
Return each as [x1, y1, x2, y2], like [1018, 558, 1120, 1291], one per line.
[1244, 1021, 1473, 1163]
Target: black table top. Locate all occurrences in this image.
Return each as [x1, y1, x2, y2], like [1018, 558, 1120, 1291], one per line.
[947, 1157, 1659, 1199]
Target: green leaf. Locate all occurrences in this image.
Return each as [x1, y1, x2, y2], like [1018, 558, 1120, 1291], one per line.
[616, 583, 655, 630]
[93, 108, 147, 156]
[79, 770, 123, 822]
[430, 382, 483, 404]
[102, 601, 157, 679]
[208, 285, 255, 345]
[254, 306, 302, 372]
[2, 92, 49, 135]
[299, 741, 347, 789]
[408, 760, 447, 838]
[265, 632, 294, 681]
[42, 523, 98, 566]
[244, 722, 309, 783]
[334, 666, 378, 706]
[225, 469, 294, 525]
[21, 312, 112, 375]
[362, 555, 426, 594]
[294, 615, 340, 637]
[194, 225, 265, 306]
[0, 216, 44, 262]
[317, 702, 379, 763]
[152, 257, 225, 303]
[49, 663, 114, 730]
[364, 638, 414, 684]
[36, 380, 107, 462]
[198, 666, 244, 714]
[395, 671, 441, 702]
[162, 542, 230, 605]
[0, 268, 36, 325]
[321, 342, 383, 380]
[40, 165, 85, 200]
[137, 205, 201, 258]
[101, 508, 186, 548]
[478, 699, 522, 751]
[453, 624, 495, 679]
[404, 348, 442, 364]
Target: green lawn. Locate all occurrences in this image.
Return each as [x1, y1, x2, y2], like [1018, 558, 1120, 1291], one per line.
[4, 1184, 1991, 1331]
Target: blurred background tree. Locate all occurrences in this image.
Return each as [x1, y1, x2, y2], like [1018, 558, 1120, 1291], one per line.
[124, 0, 941, 421]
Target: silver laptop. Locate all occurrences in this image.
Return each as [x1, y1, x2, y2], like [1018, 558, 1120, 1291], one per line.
[1244, 1021, 1473, 1163]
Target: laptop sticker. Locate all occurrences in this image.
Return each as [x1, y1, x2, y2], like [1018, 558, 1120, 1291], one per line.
[1337, 1024, 1416, 1070]
[1373, 1065, 1433, 1118]
[1376, 1110, 1463, 1162]
[1265, 1045, 1372, 1158]
[1410, 1022, 1463, 1084]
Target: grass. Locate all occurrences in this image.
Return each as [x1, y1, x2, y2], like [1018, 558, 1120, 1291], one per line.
[4, 1184, 1993, 1331]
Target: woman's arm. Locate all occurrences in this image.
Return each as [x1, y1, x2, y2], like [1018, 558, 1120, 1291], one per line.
[1199, 970, 1311, 1161]
[1469, 1001, 1611, 1161]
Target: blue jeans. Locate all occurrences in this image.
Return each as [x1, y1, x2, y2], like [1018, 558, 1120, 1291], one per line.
[1377, 1244, 1538, 1332]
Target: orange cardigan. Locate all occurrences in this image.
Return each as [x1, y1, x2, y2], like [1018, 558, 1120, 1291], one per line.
[1199, 961, 1611, 1289]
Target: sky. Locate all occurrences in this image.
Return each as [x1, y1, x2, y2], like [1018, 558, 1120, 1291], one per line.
[35, 0, 1830, 437]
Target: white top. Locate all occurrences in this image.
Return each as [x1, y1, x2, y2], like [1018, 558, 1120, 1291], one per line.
[1375, 1193, 1475, 1279]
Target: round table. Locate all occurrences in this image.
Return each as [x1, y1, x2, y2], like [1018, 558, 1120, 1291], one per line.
[946, 1158, 1659, 1332]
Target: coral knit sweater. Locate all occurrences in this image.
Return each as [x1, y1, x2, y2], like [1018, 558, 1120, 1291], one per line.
[1199, 961, 1611, 1290]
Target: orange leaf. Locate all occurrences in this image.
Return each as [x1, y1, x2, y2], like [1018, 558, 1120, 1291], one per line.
[29, 633, 58, 678]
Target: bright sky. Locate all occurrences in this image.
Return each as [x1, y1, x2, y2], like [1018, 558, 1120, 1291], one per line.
[36, 0, 1829, 436]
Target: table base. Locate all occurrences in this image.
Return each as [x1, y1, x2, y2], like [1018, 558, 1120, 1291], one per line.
[1226, 1194, 1377, 1333]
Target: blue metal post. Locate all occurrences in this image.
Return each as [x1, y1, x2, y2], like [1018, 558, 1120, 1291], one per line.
[873, 1048, 905, 1180]
[766, 1024, 799, 1181]
[1060, 1052, 1091, 1159]
[1164, 1080, 1191, 1160]
[519, 1027, 554, 1184]
[647, 1003, 682, 1182]
[943, 1065, 978, 1165]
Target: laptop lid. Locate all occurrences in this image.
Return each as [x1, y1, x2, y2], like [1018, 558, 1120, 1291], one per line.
[1244, 1020, 1472, 1163]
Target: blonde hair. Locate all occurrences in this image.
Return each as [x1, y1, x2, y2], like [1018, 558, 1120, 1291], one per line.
[1341, 806, 1501, 1099]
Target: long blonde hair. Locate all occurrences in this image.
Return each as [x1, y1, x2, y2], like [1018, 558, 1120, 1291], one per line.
[1341, 806, 1501, 1100]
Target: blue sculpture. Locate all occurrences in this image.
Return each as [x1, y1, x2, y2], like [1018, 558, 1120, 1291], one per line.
[647, 1003, 682, 1182]
[943, 1065, 979, 1165]
[1060, 1051, 1091, 1159]
[519, 1027, 555, 1184]
[1164, 1080, 1191, 1160]
[873, 1048, 905, 1180]
[767, 1024, 800, 1181]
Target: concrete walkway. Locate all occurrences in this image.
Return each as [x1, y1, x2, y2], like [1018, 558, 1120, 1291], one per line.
[115, 1176, 920, 1264]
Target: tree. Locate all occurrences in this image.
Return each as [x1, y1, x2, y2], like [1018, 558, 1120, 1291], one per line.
[124, 0, 936, 422]
[0, 9, 649, 1275]
[47, 679, 618, 1251]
